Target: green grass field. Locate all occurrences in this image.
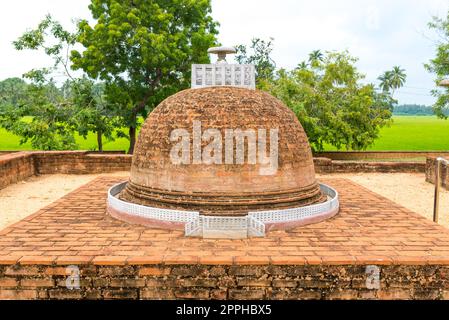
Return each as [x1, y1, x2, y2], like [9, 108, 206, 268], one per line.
[0, 116, 449, 151]
[368, 116, 449, 151]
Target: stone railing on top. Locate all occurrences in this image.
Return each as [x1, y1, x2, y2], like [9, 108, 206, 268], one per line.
[0, 151, 426, 190]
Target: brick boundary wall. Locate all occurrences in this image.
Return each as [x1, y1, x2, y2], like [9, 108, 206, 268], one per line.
[0, 151, 132, 189]
[313, 158, 425, 174]
[426, 157, 449, 190]
[32, 151, 132, 175]
[315, 151, 449, 161]
[0, 152, 36, 190]
[0, 263, 448, 300]
[0, 151, 426, 190]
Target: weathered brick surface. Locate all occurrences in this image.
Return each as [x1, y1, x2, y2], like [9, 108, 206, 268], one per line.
[0, 263, 447, 300]
[33, 151, 131, 175]
[315, 151, 449, 161]
[426, 157, 449, 190]
[0, 151, 131, 190]
[1, 177, 449, 299]
[122, 87, 324, 214]
[314, 157, 425, 174]
[0, 152, 35, 190]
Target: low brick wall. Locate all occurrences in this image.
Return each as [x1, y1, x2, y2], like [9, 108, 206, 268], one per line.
[315, 151, 449, 161]
[0, 263, 447, 300]
[314, 158, 425, 174]
[0, 151, 132, 190]
[426, 157, 449, 190]
[33, 151, 132, 175]
[0, 152, 36, 190]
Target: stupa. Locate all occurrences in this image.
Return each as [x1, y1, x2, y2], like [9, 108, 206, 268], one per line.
[107, 47, 339, 238]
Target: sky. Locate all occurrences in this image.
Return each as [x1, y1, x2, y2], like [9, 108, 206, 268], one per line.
[0, 0, 448, 105]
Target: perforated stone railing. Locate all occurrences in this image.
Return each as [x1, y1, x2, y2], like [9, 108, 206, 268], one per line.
[248, 184, 339, 223]
[108, 182, 199, 223]
[191, 64, 256, 89]
[107, 183, 339, 239]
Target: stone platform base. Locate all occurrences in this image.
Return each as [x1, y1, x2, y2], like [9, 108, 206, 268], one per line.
[1, 177, 449, 299]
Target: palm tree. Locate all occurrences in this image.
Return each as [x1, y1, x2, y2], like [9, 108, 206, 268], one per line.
[297, 61, 308, 70]
[309, 50, 324, 63]
[389, 66, 407, 95]
[378, 71, 392, 92]
[378, 66, 406, 96]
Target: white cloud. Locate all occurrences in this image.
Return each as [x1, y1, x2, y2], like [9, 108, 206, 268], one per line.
[0, 0, 447, 105]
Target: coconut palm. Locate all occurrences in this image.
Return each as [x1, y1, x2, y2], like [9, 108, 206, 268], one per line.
[297, 61, 309, 70]
[309, 50, 324, 63]
[389, 66, 407, 94]
[378, 66, 406, 96]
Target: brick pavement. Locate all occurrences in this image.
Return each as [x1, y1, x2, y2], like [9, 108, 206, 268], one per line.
[1, 176, 449, 266]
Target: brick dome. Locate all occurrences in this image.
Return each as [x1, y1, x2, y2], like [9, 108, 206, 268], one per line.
[119, 86, 325, 215]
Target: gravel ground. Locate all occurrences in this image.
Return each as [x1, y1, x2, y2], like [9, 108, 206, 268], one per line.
[1, 172, 448, 230]
[318, 172, 449, 228]
[0, 172, 129, 230]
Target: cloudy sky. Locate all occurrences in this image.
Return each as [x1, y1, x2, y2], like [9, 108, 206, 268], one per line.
[0, 0, 448, 105]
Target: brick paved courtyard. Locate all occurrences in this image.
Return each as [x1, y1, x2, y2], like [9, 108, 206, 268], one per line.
[2, 176, 449, 299]
[2, 176, 449, 265]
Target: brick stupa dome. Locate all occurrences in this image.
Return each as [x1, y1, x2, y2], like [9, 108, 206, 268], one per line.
[119, 86, 325, 216]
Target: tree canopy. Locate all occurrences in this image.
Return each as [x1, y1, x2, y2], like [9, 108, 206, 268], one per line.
[0, 78, 29, 111]
[235, 38, 276, 90]
[236, 40, 402, 151]
[426, 14, 449, 119]
[0, 14, 118, 151]
[378, 66, 407, 96]
[71, 0, 219, 153]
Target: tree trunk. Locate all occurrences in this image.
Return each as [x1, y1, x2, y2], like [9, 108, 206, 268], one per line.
[128, 126, 137, 154]
[96, 130, 103, 152]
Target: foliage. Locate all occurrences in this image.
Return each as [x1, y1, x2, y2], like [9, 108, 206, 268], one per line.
[235, 38, 404, 151]
[393, 104, 435, 116]
[71, 0, 219, 153]
[63, 77, 118, 151]
[235, 38, 276, 89]
[0, 14, 118, 151]
[0, 80, 78, 150]
[378, 66, 407, 96]
[426, 14, 449, 119]
[266, 51, 396, 151]
[0, 78, 29, 111]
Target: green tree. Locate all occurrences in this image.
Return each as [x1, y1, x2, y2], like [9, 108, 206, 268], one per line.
[0, 73, 78, 150]
[426, 14, 449, 119]
[0, 78, 29, 111]
[308, 50, 324, 67]
[64, 77, 117, 151]
[5, 14, 118, 151]
[71, 0, 218, 153]
[235, 38, 276, 90]
[378, 71, 392, 92]
[267, 51, 395, 151]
